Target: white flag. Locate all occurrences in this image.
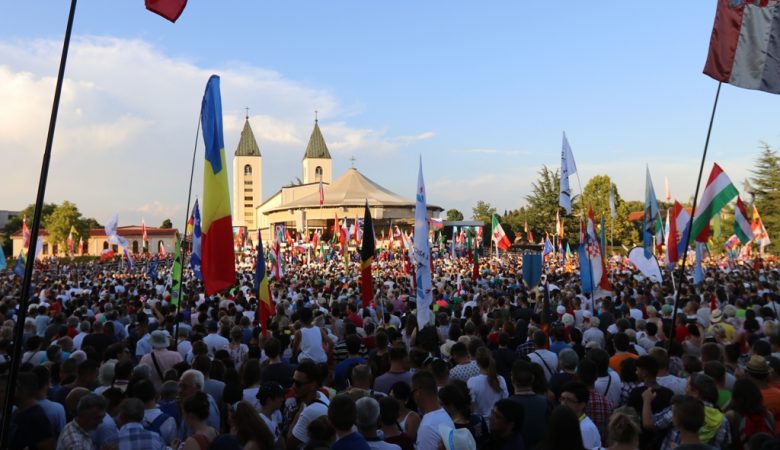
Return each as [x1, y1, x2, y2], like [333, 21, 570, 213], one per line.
[559, 132, 578, 214]
[414, 157, 433, 328]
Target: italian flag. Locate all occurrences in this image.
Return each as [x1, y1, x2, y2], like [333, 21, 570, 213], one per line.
[491, 215, 511, 251]
[690, 163, 738, 243]
[734, 197, 754, 244]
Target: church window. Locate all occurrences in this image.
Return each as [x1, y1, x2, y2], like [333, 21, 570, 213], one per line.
[244, 204, 253, 208]
[315, 166, 323, 182]
[244, 196, 253, 201]
[132, 241, 139, 254]
[244, 165, 252, 176]
[103, 241, 109, 250]
[244, 180, 253, 185]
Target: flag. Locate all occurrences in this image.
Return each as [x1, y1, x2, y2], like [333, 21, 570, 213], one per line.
[724, 234, 741, 251]
[0, 245, 5, 271]
[752, 205, 771, 251]
[734, 197, 754, 244]
[524, 221, 535, 243]
[609, 185, 617, 220]
[414, 157, 433, 328]
[255, 230, 275, 336]
[543, 236, 554, 257]
[123, 248, 134, 271]
[67, 226, 76, 256]
[559, 132, 578, 214]
[14, 238, 43, 278]
[600, 216, 606, 256]
[318, 179, 324, 206]
[360, 201, 376, 307]
[145, 0, 187, 23]
[691, 163, 738, 243]
[22, 215, 30, 249]
[142, 219, 149, 251]
[668, 204, 680, 264]
[580, 208, 609, 293]
[159, 241, 167, 257]
[147, 257, 159, 280]
[429, 218, 444, 230]
[201, 76, 236, 295]
[491, 215, 511, 251]
[694, 242, 705, 284]
[555, 210, 562, 237]
[665, 176, 671, 202]
[704, 0, 780, 95]
[643, 166, 662, 258]
[170, 238, 183, 306]
[712, 211, 723, 239]
[190, 199, 203, 281]
[78, 237, 84, 255]
[342, 218, 350, 271]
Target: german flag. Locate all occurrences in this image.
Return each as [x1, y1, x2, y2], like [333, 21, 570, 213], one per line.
[360, 201, 375, 307]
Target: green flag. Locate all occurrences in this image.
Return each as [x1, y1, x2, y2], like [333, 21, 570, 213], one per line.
[170, 238, 183, 306]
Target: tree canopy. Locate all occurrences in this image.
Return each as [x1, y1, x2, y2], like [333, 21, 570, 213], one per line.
[750, 143, 780, 250]
[446, 209, 464, 221]
[471, 201, 496, 224]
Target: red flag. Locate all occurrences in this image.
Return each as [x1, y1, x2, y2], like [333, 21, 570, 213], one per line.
[145, 0, 188, 23]
[159, 241, 167, 257]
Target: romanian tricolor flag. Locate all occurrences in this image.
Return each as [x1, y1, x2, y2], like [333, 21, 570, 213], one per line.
[254, 230, 275, 336]
[360, 202, 375, 307]
[201, 75, 236, 295]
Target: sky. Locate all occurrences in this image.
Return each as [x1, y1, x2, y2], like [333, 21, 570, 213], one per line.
[1, 1, 779, 229]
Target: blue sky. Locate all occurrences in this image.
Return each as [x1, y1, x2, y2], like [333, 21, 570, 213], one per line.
[1, 1, 779, 228]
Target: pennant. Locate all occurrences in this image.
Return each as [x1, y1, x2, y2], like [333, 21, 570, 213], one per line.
[145, 0, 187, 23]
[201, 76, 236, 294]
[159, 241, 167, 257]
[188, 200, 203, 281]
[255, 230, 275, 336]
[691, 163, 738, 243]
[734, 197, 754, 244]
[360, 201, 376, 307]
[414, 157, 433, 328]
[559, 132, 578, 214]
[170, 238, 183, 306]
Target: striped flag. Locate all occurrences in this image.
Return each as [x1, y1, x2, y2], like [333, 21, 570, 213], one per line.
[200, 75, 236, 294]
[414, 157, 433, 328]
[254, 230, 274, 336]
[190, 199, 203, 281]
[559, 132, 578, 214]
[491, 215, 511, 251]
[704, 0, 780, 94]
[690, 163, 738, 243]
[734, 197, 754, 244]
[170, 237, 182, 306]
[752, 205, 771, 251]
[319, 179, 324, 206]
[359, 201, 375, 307]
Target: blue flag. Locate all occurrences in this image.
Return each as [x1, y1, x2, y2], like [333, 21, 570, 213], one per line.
[13, 253, 25, 278]
[579, 244, 594, 294]
[190, 199, 203, 281]
[522, 254, 542, 288]
[147, 257, 159, 280]
[543, 237, 554, 257]
[0, 244, 6, 271]
[693, 242, 705, 285]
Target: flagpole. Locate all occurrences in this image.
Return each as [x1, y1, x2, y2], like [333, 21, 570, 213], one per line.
[0, 0, 77, 446]
[173, 112, 202, 346]
[669, 82, 722, 346]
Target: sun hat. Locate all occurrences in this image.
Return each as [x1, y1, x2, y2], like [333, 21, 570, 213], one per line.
[746, 355, 770, 376]
[150, 330, 170, 349]
[710, 309, 723, 324]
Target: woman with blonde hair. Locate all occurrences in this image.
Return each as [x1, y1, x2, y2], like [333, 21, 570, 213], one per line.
[228, 400, 276, 450]
[596, 408, 641, 450]
[467, 346, 508, 424]
[228, 326, 249, 370]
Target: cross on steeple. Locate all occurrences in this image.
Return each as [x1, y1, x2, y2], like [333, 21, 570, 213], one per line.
[245, 107, 249, 120]
[315, 110, 318, 123]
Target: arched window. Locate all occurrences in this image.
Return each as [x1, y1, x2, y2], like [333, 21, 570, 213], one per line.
[132, 240, 139, 254]
[315, 166, 323, 182]
[244, 164, 252, 177]
[103, 241, 109, 250]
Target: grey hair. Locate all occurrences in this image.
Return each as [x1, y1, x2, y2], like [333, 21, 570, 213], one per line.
[558, 348, 579, 371]
[80, 320, 91, 332]
[181, 369, 205, 390]
[77, 393, 107, 415]
[118, 398, 145, 423]
[133, 363, 151, 380]
[355, 396, 380, 430]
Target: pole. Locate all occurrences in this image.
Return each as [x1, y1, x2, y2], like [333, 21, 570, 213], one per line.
[0, 0, 77, 446]
[173, 113, 202, 345]
[669, 82, 722, 346]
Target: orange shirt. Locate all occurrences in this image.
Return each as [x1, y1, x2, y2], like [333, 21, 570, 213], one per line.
[761, 387, 780, 432]
[609, 352, 638, 378]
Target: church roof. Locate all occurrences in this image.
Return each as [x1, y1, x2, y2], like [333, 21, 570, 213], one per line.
[234, 118, 261, 157]
[265, 167, 443, 212]
[302, 120, 331, 160]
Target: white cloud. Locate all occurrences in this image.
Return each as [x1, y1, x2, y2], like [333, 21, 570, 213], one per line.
[455, 148, 529, 156]
[396, 131, 436, 144]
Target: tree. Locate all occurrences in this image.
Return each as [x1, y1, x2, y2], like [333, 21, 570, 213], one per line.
[3, 202, 58, 237]
[44, 201, 88, 247]
[161, 219, 173, 229]
[446, 209, 464, 221]
[471, 201, 496, 224]
[577, 175, 636, 248]
[523, 166, 567, 240]
[750, 143, 780, 250]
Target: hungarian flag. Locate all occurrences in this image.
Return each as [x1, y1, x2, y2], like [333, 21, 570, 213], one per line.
[691, 163, 738, 243]
[359, 202, 375, 307]
[254, 230, 275, 336]
[200, 76, 236, 295]
[158, 241, 167, 257]
[704, 0, 780, 95]
[492, 215, 511, 251]
[734, 197, 754, 244]
[145, 0, 188, 23]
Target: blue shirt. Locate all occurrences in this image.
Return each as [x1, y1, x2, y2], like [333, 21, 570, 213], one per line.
[117, 422, 167, 450]
[38, 399, 66, 441]
[136, 333, 152, 356]
[332, 432, 370, 450]
[334, 357, 366, 388]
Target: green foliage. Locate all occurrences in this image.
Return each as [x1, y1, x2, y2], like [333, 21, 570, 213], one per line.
[3, 203, 57, 237]
[471, 201, 496, 224]
[750, 143, 780, 250]
[161, 219, 173, 229]
[446, 209, 464, 221]
[577, 175, 637, 247]
[522, 166, 567, 240]
[44, 201, 87, 246]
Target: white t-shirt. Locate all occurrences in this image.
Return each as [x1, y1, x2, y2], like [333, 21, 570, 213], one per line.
[261, 410, 283, 441]
[292, 392, 330, 445]
[203, 333, 229, 357]
[415, 408, 454, 450]
[467, 374, 508, 422]
[595, 371, 622, 406]
[580, 415, 601, 449]
[528, 349, 558, 381]
[368, 440, 402, 450]
[243, 387, 261, 410]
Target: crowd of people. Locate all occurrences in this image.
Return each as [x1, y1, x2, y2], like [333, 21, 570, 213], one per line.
[0, 247, 779, 450]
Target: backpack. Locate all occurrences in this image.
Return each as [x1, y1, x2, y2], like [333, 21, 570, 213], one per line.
[144, 411, 172, 435]
[736, 412, 774, 450]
